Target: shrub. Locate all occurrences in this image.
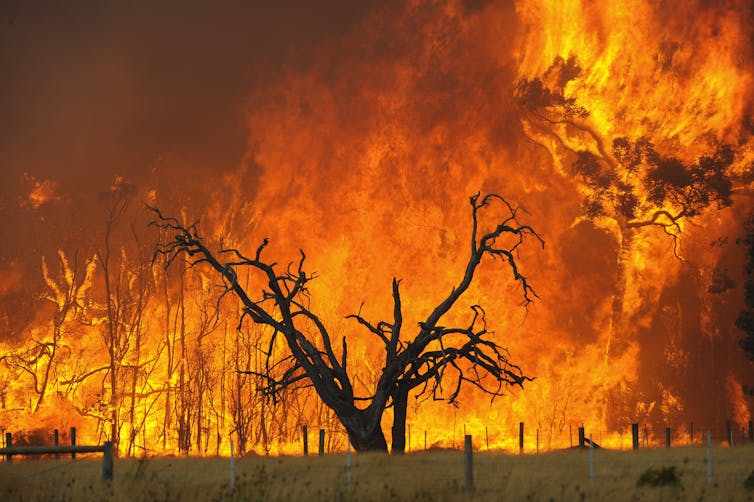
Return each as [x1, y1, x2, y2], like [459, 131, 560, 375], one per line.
[636, 466, 681, 487]
[743, 470, 754, 490]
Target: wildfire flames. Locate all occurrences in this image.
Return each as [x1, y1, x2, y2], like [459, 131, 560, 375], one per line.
[1, 0, 754, 455]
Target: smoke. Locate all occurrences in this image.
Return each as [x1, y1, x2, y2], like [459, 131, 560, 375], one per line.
[1, 0, 753, 442]
[0, 0, 378, 259]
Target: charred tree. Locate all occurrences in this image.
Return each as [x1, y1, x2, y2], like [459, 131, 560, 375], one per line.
[0, 251, 96, 413]
[736, 214, 754, 362]
[515, 57, 736, 426]
[150, 193, 541, 453]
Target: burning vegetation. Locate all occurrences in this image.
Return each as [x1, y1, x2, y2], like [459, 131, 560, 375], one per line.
[1, 0, 754, 456]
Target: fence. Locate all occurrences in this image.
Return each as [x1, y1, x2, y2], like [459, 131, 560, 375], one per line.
[0, 427, 113, 481]
[295, 419, 754, 456]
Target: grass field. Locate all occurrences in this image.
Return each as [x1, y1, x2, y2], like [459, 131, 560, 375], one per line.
[2, 445, 754, 501]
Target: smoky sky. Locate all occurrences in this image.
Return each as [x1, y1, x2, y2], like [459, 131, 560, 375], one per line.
[0, 0, 378, 261]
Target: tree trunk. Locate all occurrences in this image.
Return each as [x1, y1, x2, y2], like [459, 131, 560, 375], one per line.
[340, 409, 388, 452]
[390, 386, 409, 454]
[606, 225, 634, 362]
[604, 225, 635, 430]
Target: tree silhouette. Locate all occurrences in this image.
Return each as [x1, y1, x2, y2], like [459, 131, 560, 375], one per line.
[516, 56, 736, 426]
[150, 193, 542, 452]
[736, 215, 754, 362]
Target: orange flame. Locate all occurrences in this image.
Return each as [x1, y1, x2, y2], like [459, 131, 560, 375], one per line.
[1, 0, 753, 455]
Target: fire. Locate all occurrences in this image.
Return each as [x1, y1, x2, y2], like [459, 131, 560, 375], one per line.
[19, 174, 60, 210]
[1, 0, 753, 455]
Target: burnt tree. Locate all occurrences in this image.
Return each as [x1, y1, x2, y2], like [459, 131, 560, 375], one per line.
[515, 55, 736, 428]
[736, 214, 754, 362]
[150, 193, 542, 453]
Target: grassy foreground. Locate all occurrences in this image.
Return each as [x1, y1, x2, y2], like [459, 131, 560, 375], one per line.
[2, 445, 754, 501]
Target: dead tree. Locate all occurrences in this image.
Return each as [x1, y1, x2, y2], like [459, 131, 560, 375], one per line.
[0, 251, 96, 413]
[150, 193, 542, 452]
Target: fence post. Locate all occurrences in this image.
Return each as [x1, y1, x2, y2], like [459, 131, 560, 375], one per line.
[631, 423, 639, 450]
[665, 427, 671, 448]
[54, 429, 60, 459]
[464, 435, 473, 493]
[102, 441, 113, 481]
[229, 438, 235, 491]
[706, 431, 712, 485]
[5, 433, 11, 462]
[346, 438, 352, 488]
[519, 422, 524, 454]
[71, 427, 77, 460]
[588, 434, 594, 484]
[727, 420, 733, 446]
[578, 427, 585, 447]
[749, 420, 753, 442]
[302, 425, 308, 456]
[690, 422, 694, 445]
[318, 429, 325, 456]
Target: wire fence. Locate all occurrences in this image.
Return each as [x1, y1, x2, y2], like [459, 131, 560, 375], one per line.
[3, 419, 753, 459]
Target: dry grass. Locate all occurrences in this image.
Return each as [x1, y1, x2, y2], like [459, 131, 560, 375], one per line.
[2, 445, 754, 501]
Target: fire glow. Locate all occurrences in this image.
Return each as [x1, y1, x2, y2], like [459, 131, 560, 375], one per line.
[1, 0, 753, 456]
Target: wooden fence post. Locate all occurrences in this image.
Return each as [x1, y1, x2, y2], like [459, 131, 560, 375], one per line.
[578, 427, 585, 448]
[302, 425, 308, 456]
[5, 433, 11, 462]
[54, 429, 59, 459]
[727, 420, 733, 446]
[631, 423, 639, 450]
[464, 435, 473, 493]
[102, 441, 113, 481]
[749, 420, 753, 442]
[690, 422, 694, 445]
[318, 429, 325, 456]
[588, 434, 594, 484]
[71, 427, 77, 459]
[519, 422, 524, 454]
[346, 439, 352, 488]
[665, 427, 671, 448]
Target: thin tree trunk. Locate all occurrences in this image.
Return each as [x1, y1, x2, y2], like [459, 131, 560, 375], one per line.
[162, 265, 173, 451]
[178, 271, 188, 454]
[605, 225, 635, 363]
